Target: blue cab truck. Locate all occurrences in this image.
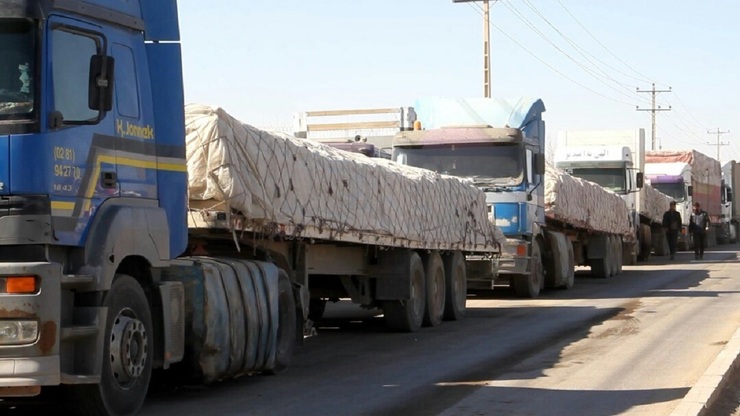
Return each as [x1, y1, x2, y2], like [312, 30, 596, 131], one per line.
[0, 2, 503, 414]
[393, 98, 580, 298]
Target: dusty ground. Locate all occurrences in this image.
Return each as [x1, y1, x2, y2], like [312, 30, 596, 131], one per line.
[708, 362, 740, 416]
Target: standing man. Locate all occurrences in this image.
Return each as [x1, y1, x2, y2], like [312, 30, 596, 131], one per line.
[662, 201, 682, 260]
[689, 202, 710, 260]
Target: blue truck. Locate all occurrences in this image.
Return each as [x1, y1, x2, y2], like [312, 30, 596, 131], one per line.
[0, 2, 503, 414]
[393, 98, 633, 297]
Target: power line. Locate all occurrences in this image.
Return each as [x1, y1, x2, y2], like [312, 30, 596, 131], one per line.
[464, 3, 636, 106]
[518, 0, 646, 97]
[554, 0, 668, 88]
[496, 0, 644, 106]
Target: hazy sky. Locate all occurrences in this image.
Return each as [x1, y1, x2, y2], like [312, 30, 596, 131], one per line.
[177, 0, 740, 162]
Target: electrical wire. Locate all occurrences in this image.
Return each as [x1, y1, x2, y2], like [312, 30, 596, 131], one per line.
[494, 0, 645, 106]
[465, 2, 637, 106]
[554, 0, 670, 89]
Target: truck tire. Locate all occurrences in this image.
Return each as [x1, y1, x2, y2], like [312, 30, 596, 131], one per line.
[638, 224, 652, 261]
[512, 241, 543, 298]
[653, 230, 668, 256]
[616, 237, 624, 274]
[383, 251, 426, 332]
[264, 270, 297, 375]
[608, 236, 618, 277]
[71, 274, 153, 416]
[443, 251, 466, 321]
[422, 251, 446, 327]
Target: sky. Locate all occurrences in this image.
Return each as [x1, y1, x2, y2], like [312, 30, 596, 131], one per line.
[177, 0, 740, 163]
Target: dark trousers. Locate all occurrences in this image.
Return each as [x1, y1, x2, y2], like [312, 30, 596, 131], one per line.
[667, 230, 679, 255]
[693, 232, 706, 257]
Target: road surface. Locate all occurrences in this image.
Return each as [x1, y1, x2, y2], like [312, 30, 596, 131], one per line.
[2, 246, 738, 415]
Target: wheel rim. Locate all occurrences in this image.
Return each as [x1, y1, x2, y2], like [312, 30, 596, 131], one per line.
[109, 309, 149, 388]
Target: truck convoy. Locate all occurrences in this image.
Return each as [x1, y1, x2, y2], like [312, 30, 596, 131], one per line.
[0, 1, 504, 415]
[645, 150, 722, 249]
[391, 98, 634, 298]
[554, 129, 674, 261]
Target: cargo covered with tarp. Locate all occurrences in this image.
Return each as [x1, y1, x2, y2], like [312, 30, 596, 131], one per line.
[545, 165, 632, 237]
[640, 183, 675, 223]
[185, 104, 504, 251]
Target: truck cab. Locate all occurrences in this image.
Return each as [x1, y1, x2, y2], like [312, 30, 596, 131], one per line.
[392, 98, 547, 296]
[0, 0, 188, 413]
[645, 163, 692, 248]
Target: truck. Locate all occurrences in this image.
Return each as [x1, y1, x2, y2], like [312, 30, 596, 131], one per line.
[0, 2, 504, 415]
[645, 150, 722, 249]
[391, 97, 634, 298]
[554, 129, 675, 261]
[720, 161, 739, 243]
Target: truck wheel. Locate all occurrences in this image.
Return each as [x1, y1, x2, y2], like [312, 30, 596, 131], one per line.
[607, 236, 618, 277]
[383, 251, 426, 332]
[422, 251, 446, 327]
[638, 224, 652, 261]
[442, 251, 466, 321]
[653, 231, 668, 256]
[512, 241, 542, 298]
[616, 237, 624, 274]
[561, 240, 575, 289]
[265, 270, 297, 375]
[71, 275, 153, 416]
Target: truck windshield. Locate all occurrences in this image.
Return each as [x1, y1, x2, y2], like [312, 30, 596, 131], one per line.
[0, 19, 35, 119]
[569, 168, 626, 193]
[650, 182, 685, 201]
[392, 143, 523, 185]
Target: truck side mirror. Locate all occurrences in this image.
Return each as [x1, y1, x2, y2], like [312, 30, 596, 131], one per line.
[89, 54, 115, 112]
[687, 185, 693, 197]
[728, 188, 733, 202]
[534, 153, 546, 175]
[635, 172, 644, 189]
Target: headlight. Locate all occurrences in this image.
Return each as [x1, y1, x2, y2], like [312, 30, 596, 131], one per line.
[0, 320, 38, 345]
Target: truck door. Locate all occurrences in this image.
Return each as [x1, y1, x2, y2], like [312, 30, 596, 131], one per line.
[43, 17, 115, 246]
[110, 42, 158, 202]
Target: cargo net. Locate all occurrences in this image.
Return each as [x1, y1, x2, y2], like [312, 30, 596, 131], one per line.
[185, 104, 503, 251]
[545, 164, 632, 237]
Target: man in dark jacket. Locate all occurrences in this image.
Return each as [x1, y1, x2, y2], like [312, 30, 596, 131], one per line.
[662, 201, 682, 260]
[689, 202, 710, 260]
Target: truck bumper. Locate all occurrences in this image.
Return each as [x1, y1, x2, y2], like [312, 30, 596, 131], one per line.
[495, 239, 529, 276]
[0, 263, 62, 390]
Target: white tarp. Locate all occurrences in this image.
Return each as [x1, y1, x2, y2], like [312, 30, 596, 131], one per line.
[185, 104, 503, 251]
[545, 165, 632, 237]
[640, 183, 674, 224]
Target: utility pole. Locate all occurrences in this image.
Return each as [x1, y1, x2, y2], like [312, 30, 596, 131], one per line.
[483, 0, 490, 98]
[636, 83, 671, 151]
[707, 128, 730, 163]
[453, 0, 497, 97]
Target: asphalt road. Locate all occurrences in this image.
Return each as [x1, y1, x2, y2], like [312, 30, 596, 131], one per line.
[2, 245, 739, 415]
